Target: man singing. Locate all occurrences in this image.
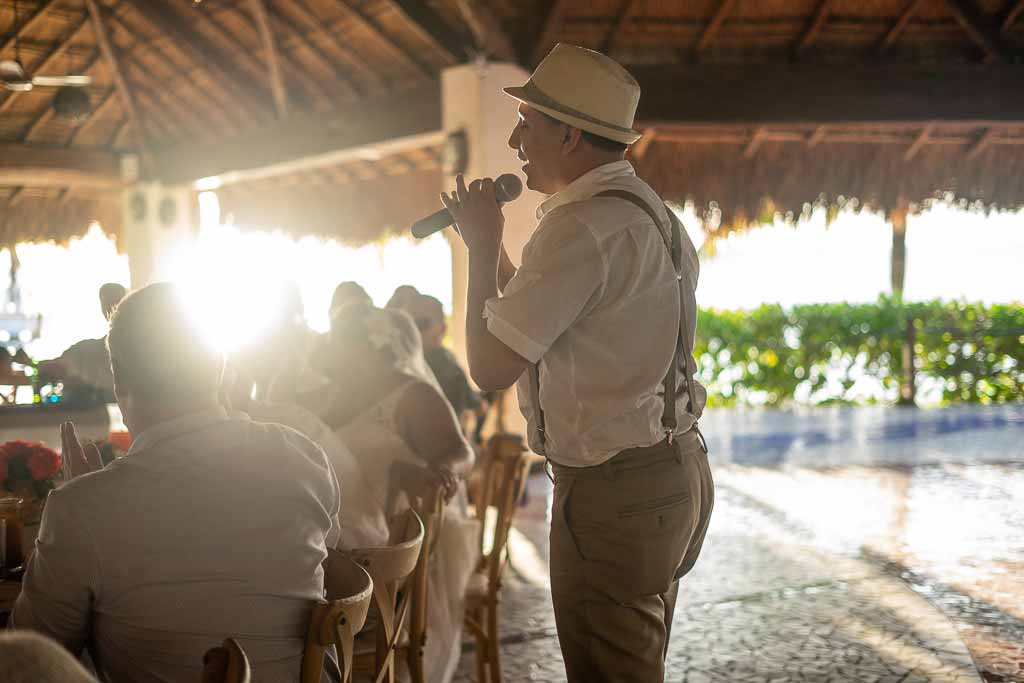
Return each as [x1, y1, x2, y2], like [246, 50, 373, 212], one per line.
[441, 44, 715, 682]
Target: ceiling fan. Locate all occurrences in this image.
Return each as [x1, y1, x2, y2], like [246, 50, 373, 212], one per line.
[0, 60, 92, 92]
[2, 0, 92, 92]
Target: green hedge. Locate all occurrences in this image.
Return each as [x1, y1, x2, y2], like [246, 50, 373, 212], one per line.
[694, 298, 1024, 406]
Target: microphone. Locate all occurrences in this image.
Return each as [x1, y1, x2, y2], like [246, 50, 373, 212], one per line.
[411, 173, 523, 239]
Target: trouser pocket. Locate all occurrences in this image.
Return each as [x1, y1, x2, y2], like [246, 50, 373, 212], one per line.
[565, 463, 698, 603]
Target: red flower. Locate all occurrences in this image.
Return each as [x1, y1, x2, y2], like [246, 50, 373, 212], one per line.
[27, 447, 61, 481]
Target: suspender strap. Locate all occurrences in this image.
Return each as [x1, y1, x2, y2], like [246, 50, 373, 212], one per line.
[527, 190, 698, 452]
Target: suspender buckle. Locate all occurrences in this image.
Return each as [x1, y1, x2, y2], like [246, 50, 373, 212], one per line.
[665, 428, 675, 445]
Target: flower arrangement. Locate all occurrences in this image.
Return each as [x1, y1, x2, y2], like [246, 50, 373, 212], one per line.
[0, 440, 62, 503]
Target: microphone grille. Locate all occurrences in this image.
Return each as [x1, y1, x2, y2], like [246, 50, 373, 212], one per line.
[495, 174, 524, 203]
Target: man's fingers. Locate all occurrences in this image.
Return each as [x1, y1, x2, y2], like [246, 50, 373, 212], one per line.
[480, 177, 497, 203]
[455, 174, 469, 202]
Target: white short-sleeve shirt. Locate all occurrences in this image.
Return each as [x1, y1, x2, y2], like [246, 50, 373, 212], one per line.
[485, 161, 706, 467]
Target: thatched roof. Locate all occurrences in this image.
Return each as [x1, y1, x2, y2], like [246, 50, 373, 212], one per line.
[2, 0, 1023, 245]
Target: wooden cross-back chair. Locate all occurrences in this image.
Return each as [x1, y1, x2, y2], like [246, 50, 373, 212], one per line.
[201, 638, 251, 683]
[464, 434, 543, 683]
[301, 551, 375, 683]
[349, 505, 427, 683]
[378, 460, 447, 683]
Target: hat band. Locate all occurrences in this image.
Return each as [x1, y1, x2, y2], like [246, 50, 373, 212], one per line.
[522, 81, 636, 136]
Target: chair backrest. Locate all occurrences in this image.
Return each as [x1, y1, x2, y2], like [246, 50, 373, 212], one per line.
[201, 638, 251, 683]
[345, 508, 425, 681]
[301, 553, 374, 683]
[383, 462, 446, 677]
[476, 435, 539, 593]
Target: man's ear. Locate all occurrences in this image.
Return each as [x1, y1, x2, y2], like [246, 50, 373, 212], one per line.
[560, 125, 582, 155]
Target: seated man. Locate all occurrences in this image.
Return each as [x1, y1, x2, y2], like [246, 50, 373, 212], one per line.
[13, 283, 340, 683]
[39, 283, 126, 404]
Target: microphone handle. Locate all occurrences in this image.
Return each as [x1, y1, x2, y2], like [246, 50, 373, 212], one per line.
[411, 207, 455, 239]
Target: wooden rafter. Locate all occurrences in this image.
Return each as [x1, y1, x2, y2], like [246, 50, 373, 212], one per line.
[262, 10, 357, 102]
[247, 0, 289, 118]
[695, 0, 739, 55]
[453, 0, 517, 62]
[795, 0, 835, 55]
[600, 0, 641, 54]
[220, 3, 341, 105]
[386, 0, 468, 64]
[120, 0, 274, 119]
[532, 0, 568, 64]
[0, 18, 91, 116]
[965, 127, 999, 159]
[85, 0, 150, 162]
[903, 124, 934, 161]
[878, 0, 927, 53]
[0, 0, 63, 55]
[1000, 0, 1024, 31]
[106, 12, 247, 133]
[743, 127, 769, 159]
[943, 0, 1009, 62]
[807, 126, 827, 147]
[6, 187, 26, 207]
[0, 143, 123, 189]
[274, 0, 380, 91]
[324, 0, 431, 77]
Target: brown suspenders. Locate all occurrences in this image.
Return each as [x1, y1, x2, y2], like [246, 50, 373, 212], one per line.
[527, 190, 699, 453]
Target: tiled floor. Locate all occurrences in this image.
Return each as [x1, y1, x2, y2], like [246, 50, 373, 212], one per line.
[452, 457, 1024, 682]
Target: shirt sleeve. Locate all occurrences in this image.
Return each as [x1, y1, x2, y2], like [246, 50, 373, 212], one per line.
[485, 216, 604, 364]
[11, 487, 97, 655]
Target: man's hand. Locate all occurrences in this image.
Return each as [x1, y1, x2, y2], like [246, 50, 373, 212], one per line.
[441, 174, 505, 255]
[61, 421, 103, 482]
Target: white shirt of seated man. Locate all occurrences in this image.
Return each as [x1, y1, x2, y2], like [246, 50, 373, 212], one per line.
[12, 283, 341, 683]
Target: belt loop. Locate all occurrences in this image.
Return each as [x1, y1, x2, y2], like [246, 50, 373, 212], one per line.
[544, 458, 554, 484]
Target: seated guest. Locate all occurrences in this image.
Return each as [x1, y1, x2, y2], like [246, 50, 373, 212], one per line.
[315, 304, 478, 683]
[0, 631, 98, 683]
[13, 282, 340, 682]
[328, 281, 372, 320]
[38, 283, 126, 403]
[409, 295, 483, 426]
[223, 363, 388, 549]
[384, 284, 419, 311]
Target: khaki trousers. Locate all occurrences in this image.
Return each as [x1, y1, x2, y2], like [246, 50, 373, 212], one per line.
[549, 429, 714, 683]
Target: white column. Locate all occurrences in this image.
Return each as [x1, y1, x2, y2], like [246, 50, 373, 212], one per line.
[442, 61, 544, 438]
[120, 156, 197, 288]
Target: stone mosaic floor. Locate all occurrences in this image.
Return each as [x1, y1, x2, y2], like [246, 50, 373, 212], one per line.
[453, 460, 1024, 682]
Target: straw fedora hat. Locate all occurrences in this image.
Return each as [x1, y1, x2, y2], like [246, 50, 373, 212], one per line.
[504, 43, 642, 145]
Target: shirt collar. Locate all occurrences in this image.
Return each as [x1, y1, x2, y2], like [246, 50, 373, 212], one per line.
[127, 405, 235, 457]
[537, 160, 636, 220]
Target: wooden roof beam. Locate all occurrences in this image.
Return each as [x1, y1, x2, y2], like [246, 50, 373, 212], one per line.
[600, 0, 640, 54]
[965, 127, 999, 159]
[1000, 0, 1024, 31]
[878, 0, 927, 53]
[943, 0, 1010, 62]
[323, 0, 431, 77]
[247, 0, 289, 119]
[903, 124, 934, 161]
[0, 143, 123, 189]
[794, 0, 835, 55]
[152, 83, 442, 185]
[453, 0, 517, 62]
[120, 0, 274, 119]
[633, 63, 1024, 125]
[631, 128, 657, 159]
[0, 0, 63, 55]
[67, 88, 120, 146]
[86, 0, 151, 168]
[695, 0, 739, 55]
[743, 127, 769, 158]
[532, 0, 568, 65]
[272, 0, 379, 92]
[386, 0, 469, 64]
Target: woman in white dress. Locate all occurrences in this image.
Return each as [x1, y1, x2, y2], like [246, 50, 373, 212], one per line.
[310, 303, 479, 683]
